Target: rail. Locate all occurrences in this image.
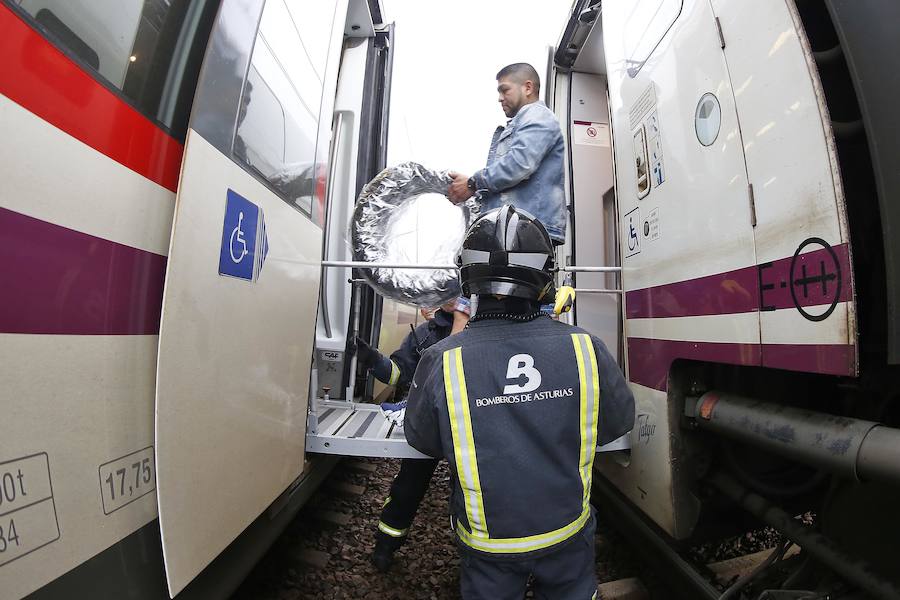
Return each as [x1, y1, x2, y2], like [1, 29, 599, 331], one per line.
[321, 261, 622, 274]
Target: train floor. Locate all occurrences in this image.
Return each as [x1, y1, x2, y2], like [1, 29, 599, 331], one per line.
[231, 458, 654, 599]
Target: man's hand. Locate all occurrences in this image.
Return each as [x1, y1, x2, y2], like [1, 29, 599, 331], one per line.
[447, 171, 474, 204]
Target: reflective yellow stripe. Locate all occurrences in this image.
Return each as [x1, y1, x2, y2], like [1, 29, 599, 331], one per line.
[448, 338, 599, 555]
[456, 348, 488, 536]
[444, 347, 488, 538]
[571, 333, 600, 508]
[378, 521, 408, 537]
[382, 496, 391, 508]
[388, 360, 400, 386]
[456, 505, 591, 554]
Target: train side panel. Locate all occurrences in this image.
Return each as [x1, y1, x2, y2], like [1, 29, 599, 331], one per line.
[587, 0, 858, 538]
[601, 0, 760, 537]
[0, 3, 180, 595]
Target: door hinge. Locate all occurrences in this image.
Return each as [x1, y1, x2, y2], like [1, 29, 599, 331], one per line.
[748, 183, 757, 227]
[715, 17, 726, 49]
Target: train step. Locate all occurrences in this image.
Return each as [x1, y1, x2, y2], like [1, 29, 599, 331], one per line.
[305, 398, 632, 459]
[305, 398, 429, 459]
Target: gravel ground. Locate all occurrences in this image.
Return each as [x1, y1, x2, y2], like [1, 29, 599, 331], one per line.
[232, 458, 647, 599]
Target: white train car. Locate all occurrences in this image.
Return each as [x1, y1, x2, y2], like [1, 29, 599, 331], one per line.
[0, 0, 395, 597]
[552, 0, 900, 593]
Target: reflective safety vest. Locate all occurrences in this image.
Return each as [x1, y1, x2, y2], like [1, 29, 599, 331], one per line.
[404, 318, 635, 558]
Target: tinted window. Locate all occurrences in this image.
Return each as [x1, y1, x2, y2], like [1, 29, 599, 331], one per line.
[233, 0, 333, 218]
[12, 0, 213, 137]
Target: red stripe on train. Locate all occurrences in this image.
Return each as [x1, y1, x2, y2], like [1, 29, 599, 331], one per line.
[0, 4, 183, 193]
[1, 207, 166, 335]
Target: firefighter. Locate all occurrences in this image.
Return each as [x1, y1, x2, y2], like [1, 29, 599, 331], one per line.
[404, 205, 635, 599]
[355, 300, 469, 572]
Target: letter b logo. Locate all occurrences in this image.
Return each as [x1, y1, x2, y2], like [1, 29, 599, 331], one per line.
[503, 354, 541, 394]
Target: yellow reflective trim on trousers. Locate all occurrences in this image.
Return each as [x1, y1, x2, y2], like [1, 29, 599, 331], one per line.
[444, 348, 488, 538]
[388, 360, 400, 386]
[382, 496, 391, 508]
[456, 505, 591, 554]
[378, 521, 408, 537]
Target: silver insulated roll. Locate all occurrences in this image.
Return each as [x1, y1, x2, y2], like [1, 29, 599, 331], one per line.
[350, 162, 477, 307]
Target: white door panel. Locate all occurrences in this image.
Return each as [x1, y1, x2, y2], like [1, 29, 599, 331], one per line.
[316, 38, 372, 400]
[155, 133, 322, 596]
[711, 0, 857, 374]
[567, 72, 621, 363]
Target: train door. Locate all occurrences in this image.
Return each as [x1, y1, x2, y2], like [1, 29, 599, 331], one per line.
[709, 0, 858, 378]
[558, 0, 762, 537]
[304, 21, 433, 460]
[549, 62, 622, 365]
[154, 0, 378, 595]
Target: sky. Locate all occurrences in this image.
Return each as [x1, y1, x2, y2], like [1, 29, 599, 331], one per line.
[380, 1, 573, 176]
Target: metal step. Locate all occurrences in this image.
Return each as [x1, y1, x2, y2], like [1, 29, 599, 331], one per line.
[306, 399, 429, 459]
[306, 398, 631, 459]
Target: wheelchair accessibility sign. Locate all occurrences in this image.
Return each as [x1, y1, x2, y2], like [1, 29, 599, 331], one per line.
[623, 206, 641, 259]
[219, 189, 269, 281]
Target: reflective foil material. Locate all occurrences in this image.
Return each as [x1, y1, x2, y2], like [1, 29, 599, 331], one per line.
[351, 162, 477, 307]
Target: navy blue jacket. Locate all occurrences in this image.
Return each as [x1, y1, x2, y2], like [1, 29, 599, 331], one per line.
[404, 317, 634, 559]
[369, 310, 454, 397]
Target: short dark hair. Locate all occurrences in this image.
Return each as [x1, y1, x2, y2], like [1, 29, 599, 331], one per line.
[496, 63, 541, 93]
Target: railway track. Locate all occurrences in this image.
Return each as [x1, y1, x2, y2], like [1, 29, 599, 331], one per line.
[233, 456, 866, 600]
[231, 458, 658, 599]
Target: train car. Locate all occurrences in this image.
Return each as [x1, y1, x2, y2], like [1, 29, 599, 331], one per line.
[551, 0, 900, 595]
[0, 0, 395, 597]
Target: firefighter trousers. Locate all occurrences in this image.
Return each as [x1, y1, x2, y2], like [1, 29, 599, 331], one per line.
[458, 511, 598, 600]
[376, 457, 439, 549]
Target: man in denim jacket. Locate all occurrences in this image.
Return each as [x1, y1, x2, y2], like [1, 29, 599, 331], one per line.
[448, 63, 566, 244]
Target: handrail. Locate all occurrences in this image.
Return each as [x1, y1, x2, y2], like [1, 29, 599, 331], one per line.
[322, 260, 458, 270]
[573, 288, 623, 294]
[321, 261, 622, 273]
[559, 266, 621, 273]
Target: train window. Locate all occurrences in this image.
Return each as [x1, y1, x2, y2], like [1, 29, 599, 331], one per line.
[633, 126, 651, 199]
[232, 0, 331, 217]
[9, 0, 216, 139]
[623, 0, 683, 77]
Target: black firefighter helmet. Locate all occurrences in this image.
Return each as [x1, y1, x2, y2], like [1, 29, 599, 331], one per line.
[457, 205, 556, 302]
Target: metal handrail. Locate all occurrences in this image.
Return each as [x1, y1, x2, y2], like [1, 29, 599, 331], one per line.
[321, 261, 622, 273]
[322, 261, 458, 270]
[573, 288, 623, 294]
[560, 266, 621, 273]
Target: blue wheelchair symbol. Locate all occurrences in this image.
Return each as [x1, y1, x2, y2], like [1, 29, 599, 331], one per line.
[219, 189, 259, 281]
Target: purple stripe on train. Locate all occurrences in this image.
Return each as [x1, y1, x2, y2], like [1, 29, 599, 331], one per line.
[1, 207, 166, 335]
[627, 338, 856, 392]
[625, 241, 852, 319]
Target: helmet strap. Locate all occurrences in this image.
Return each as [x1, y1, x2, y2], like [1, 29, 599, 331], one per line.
[472, 295, 541, 318]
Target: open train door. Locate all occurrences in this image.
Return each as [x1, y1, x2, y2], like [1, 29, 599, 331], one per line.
[153, 0, 378, 595]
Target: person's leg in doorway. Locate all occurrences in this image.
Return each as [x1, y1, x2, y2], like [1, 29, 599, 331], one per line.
[371, 457, 439, 571]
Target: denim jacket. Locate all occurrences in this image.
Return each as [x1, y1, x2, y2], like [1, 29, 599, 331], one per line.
[471, 101, 566, 242]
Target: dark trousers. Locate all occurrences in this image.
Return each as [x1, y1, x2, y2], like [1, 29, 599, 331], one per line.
[375, 458, 439, 549]
[459, 512, 597, 600]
